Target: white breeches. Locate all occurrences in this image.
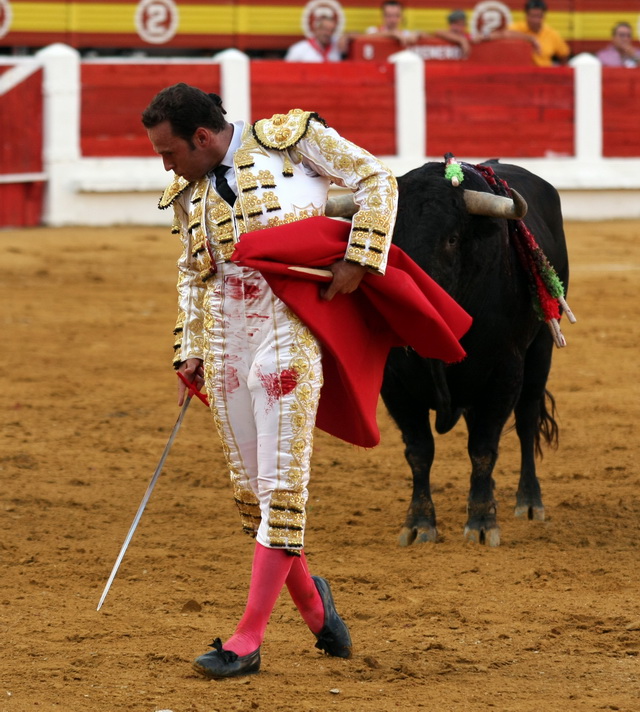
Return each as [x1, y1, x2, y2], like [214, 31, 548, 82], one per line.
[202, 263, 323, 551]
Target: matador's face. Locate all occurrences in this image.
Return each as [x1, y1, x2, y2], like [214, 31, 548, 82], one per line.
[147, 120, 220, 182]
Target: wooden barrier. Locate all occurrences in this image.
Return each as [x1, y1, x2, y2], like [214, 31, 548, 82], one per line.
[250, 61, 397, 156]
[0, 65, 45, 228]
[424, 65, 574, 159]
[80, 63, 222, 156]
[78, 60, 575, 160]
[602, 68, 640, 158]
[4, 47, 640, 227]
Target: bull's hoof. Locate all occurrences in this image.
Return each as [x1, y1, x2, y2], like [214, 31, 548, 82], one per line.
[514, 504, 545, 521]
[398, 525, 438, 546]
[463, 525, 501, 547]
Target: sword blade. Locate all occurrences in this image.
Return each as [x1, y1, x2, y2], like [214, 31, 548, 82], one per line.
[96, 396, 192, 611]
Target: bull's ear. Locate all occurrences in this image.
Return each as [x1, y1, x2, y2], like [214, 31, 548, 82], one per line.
[463, 188, 528, 220]
[325, 194, 358, 218]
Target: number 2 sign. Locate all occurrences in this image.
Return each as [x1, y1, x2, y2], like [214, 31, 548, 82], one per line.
[135, 0, 179, 45]
[470, 1, 513, 38]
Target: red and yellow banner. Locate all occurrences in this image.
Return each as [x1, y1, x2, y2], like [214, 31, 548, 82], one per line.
[1, 1, 639, 52]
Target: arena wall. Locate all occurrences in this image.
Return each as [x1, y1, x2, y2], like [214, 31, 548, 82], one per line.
[2, 43, 640, 227]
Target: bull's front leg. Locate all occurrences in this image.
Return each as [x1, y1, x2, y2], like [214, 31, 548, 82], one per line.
[463, 410, 506, 547]
[381, 353, 438, 545]
[398, 422, 437, 545]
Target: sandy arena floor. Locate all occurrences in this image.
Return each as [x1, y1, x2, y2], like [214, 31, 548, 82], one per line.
[1, 219, 639, 712]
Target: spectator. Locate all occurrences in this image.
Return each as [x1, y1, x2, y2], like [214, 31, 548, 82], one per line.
[433, 9, 473, 59]
[488, 0, 570, 67]
[365, 0, 424, 47]
[597, 22, 640, 67]
[285, 8, 346, 62]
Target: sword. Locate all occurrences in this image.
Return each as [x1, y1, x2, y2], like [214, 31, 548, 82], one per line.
[96, 376, 209, 611]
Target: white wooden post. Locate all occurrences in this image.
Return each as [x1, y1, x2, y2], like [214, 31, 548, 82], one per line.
[213, 49, 251, 123]
[388, 50, 426, 160]
[570, 52, 602, 161]
[36, 43, 81, 225]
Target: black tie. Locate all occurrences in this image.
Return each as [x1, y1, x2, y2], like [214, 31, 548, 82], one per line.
[213, 164, 236, 206]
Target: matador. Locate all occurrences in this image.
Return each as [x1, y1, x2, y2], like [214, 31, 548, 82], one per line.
[142, 83, 398, 679]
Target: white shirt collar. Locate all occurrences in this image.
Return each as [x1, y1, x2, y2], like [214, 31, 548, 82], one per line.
[220, 121, 244, 168]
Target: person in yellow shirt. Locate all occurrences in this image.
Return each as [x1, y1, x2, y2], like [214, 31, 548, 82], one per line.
[490, 0, 570, 67]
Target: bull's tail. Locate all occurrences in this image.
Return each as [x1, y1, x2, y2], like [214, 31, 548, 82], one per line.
[535, 388, 559, 458]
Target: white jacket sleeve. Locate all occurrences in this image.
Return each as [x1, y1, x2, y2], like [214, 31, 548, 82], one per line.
[171, 199, 206, 368]
[292, 118, 398, 274]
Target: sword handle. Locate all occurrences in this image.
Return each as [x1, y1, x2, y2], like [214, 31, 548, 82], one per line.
[177, 371, 210, 407]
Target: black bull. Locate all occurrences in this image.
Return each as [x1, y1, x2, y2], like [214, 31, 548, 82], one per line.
[386, 161, 568, 546]
[331, 160, 569, 547]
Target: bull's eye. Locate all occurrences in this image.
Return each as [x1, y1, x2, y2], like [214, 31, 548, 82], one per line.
[447, 235, 458, 247]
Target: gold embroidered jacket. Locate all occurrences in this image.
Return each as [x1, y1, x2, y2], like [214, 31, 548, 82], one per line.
[158, 110, 398, 368]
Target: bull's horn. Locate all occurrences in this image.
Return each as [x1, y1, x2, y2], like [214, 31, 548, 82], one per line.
[327, 188, 528, 220]
[463, 188, 527, 219]
[325, 194, 358, 218]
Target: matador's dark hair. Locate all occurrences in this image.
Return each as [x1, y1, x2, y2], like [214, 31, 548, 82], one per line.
[141, 83, 227, 145]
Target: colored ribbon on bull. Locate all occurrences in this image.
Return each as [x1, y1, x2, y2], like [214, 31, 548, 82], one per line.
[470, 163, 576, 348]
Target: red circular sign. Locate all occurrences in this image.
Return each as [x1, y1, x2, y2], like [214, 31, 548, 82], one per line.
[135, 0, 179, 45]
[0, 0, 13, 40]
[470, 1, 512, 38]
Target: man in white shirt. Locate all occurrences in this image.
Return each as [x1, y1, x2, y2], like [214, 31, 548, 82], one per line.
[285, 10, 345, 61]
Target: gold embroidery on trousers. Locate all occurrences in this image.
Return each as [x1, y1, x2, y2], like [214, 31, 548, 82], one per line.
[266, 311, 321, 550]
[268, 490, 306, 548]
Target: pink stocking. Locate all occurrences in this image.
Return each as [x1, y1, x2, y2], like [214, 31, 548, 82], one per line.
[285, 551, 325, 633]
[223, 542, 294, 656]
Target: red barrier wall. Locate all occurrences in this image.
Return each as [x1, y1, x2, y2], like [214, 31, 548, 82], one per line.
[78, 62, 581, 161]
[425, 65, 574, 159]
[0, 67, 45, 228]
[602, 68, 640, 158]
[250, 61, 396, 156]
[74, 62, 640, 160]
[80, 63, 222, 156]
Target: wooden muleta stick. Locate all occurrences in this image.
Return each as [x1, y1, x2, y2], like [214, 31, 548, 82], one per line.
[287, 266, 333, 278]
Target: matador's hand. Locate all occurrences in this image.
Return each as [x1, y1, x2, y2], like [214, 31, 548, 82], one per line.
[321, 261, 367, 302]
[177, 358, 204, 405]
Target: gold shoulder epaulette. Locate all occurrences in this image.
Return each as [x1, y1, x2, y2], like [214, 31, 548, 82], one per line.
[158, 175, 191, 210]
[252, 110, 328, 151]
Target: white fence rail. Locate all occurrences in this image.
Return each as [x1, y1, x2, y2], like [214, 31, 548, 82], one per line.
[5, 44, 640, 225]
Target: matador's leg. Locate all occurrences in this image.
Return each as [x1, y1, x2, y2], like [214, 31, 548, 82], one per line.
[248, 297, 322, 552]
[203, 266, 262, 537]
